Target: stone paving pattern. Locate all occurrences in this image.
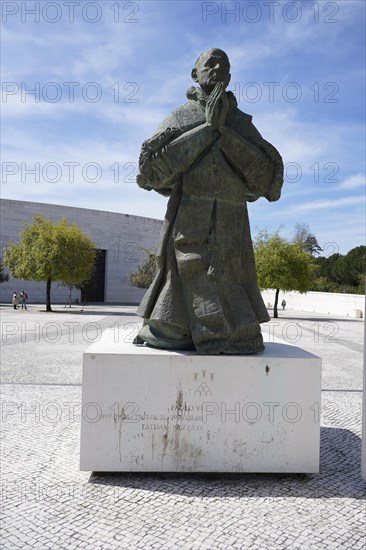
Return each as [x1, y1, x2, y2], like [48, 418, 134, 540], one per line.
[1, 305, 365, 549]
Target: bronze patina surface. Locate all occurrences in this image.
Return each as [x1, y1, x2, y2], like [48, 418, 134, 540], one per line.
[135, 49, 283, 354]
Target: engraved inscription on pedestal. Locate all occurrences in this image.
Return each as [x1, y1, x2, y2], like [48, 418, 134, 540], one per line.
[80, 334, 321, 473]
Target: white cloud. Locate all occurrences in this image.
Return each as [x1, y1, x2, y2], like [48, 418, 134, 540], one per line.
[338, 173, 365, 190]
[252, 109, 362, 173]
[278, 195, 364, 215]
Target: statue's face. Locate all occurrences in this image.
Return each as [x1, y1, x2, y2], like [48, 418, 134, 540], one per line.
[192, 49, 231, 94]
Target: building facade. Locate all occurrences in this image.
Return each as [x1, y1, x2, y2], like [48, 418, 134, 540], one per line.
[0, 199, 163, 305]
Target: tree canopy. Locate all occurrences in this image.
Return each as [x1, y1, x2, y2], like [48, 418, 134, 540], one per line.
[312, 246, 365, 293]
[0, 258, 9, 284]
[129, 250, 156, 289]
[4, 216, 96, 311]
[254, 229, 315, 317]
[292, 223, 323, 255]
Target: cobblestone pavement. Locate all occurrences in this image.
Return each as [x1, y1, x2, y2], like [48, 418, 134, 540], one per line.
[1, 304, 365, 549]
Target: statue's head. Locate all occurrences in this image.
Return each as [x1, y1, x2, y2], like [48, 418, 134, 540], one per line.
[191, 48, 231, 95]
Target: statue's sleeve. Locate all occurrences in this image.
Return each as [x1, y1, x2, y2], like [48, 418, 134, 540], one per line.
[217, 123, 284, 202]
[137, 117, 217, 197]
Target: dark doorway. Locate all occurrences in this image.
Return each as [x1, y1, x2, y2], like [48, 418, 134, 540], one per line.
[81, 249, 106, 303]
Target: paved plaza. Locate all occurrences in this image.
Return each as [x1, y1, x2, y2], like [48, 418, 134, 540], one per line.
[1, 303, 365, 549]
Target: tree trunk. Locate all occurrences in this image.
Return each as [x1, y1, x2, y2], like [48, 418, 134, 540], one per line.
[273, 288, 280, 318]
[46, 279, 52, 312]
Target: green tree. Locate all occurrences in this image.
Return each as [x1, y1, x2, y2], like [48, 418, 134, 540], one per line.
[129, 250, 156, 289]
[0, 258, 9, 284]
[341, 246, 366, 287]
[292, 223, 322, 255]
[323, 253, 344, 284]
[4, 216, 96, 311]
[312, 248, 366, 294]
[75, 259, 99, 306]
[254, 230, 315, 318]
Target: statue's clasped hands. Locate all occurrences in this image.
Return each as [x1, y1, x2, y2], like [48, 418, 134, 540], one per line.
[206, 82, 229, 133]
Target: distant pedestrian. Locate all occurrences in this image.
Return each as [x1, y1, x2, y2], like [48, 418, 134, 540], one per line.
[281, 299, 286, 310]
[64, 285, 73, 308]
[12, 291, 19, 310]
[20, 289, 28, 309]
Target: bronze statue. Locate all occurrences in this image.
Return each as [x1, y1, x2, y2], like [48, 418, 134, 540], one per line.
[134, 48, 283, 354]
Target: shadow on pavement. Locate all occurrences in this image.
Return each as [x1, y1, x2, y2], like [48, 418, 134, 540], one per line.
[88, 427, 365, 499]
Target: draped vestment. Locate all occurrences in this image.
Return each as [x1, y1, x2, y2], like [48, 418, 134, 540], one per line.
[135, 87, 283, 354]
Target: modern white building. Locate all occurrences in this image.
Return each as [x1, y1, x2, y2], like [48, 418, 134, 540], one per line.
[0, 199, 163, 305]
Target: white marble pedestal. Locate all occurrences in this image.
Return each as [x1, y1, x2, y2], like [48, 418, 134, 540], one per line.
[80, 330, 321, 473]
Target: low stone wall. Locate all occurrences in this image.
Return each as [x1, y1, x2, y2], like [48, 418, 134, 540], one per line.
[261, 290, 365, 318]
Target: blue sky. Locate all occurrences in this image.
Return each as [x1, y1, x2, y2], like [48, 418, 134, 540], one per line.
[1, 0, 365, 254]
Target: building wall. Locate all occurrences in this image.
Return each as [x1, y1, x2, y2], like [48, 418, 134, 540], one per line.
[0, 199, 163, 304]
[261, 289, 365, 318]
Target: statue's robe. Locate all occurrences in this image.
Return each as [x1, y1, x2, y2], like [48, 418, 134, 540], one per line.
[135, 87, 283, 354]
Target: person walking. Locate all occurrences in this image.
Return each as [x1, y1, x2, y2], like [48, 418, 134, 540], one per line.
[20, 289, 28, 309]
[64, 285, 72, 308]
[12, 291, 19, 310]
[281, 299, 286, 310]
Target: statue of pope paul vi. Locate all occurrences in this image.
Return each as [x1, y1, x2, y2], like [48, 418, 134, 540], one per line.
[134, 48, 283, 355]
